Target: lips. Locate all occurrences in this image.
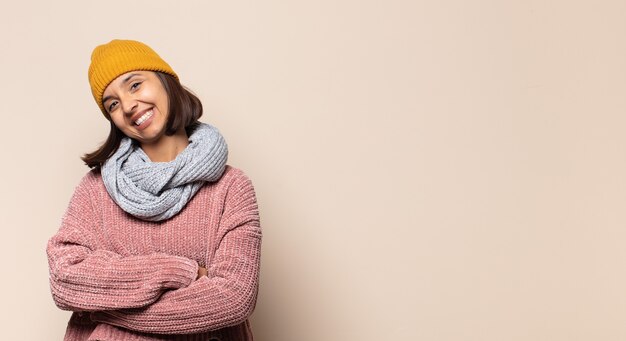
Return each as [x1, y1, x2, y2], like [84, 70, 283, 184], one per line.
[133, 110, 154, 126]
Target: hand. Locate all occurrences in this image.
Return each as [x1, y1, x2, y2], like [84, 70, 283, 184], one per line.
[197, 266, 208, 279]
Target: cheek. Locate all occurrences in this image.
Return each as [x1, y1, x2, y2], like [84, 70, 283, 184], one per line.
[143, 86, 168, 113]
[156, 87, 168, 107]
[110, 115, 128, 130]
[155, 92, 169, 118]
[160, 98, 170, 117]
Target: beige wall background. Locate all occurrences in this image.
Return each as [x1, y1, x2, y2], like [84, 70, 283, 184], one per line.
[1, 0, 625, 340]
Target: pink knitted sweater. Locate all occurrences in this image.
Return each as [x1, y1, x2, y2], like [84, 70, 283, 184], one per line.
[47, 166, 261, 341]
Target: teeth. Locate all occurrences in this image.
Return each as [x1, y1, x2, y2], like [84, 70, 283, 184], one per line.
[134, 110, 153, 126]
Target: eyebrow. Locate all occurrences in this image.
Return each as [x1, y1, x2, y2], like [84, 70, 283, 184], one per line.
[122, 73, 140, 84]
[102, 73, 141, 105]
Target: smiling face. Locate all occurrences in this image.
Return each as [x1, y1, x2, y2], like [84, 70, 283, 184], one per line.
[102, 71, 170, 147]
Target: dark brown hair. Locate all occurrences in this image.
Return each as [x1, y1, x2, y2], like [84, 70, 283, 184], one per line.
[82, 72, 203, 169]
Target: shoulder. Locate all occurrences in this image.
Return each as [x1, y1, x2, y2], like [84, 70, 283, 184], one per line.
[218, 165, 256, 189]
[214, 166, 260, 229]
[209, 165, 258, 205]
[81, 169, 101, 183]
[68, 169, 107, 202]
[74, 169, 103, 190]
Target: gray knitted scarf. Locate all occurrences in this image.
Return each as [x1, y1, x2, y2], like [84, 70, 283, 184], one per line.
[101, 123, 228, 221]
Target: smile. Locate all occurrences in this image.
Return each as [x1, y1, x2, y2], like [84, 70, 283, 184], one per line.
[134, 110, 154, 126]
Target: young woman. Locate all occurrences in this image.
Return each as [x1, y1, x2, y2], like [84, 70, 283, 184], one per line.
[47, 40, 261, 341]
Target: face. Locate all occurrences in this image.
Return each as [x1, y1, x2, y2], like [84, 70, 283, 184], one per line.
[102, 71, 169, 146]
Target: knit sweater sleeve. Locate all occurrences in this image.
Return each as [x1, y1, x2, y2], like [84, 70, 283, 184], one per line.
[91, 171, 262, 334]
[47, 173, 199, 312]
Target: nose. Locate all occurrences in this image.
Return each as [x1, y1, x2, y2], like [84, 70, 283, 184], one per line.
[120, 95, 138, 115]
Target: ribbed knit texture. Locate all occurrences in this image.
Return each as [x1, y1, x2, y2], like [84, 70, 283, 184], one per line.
[88, 39, 178, 116]
[101, 123, 229, 222]
[47, 166, 261, 341]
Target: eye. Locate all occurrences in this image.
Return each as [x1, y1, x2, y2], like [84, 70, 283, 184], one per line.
[130, 82, 141, 91]
[107, 101, 118, 112]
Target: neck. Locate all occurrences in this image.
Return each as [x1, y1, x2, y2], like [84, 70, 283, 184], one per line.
[141, 129, 189, 162]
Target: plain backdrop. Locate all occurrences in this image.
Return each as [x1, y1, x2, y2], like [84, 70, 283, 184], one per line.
[1, 0, 625, 340]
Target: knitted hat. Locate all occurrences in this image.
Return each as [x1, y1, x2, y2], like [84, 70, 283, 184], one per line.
[88, 39, 178, 116]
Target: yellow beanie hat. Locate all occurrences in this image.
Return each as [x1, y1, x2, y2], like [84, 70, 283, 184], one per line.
[88, 39, 178, 116]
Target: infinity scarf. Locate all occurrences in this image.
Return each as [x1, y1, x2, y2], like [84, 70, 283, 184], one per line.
[101, 123, 228, 221]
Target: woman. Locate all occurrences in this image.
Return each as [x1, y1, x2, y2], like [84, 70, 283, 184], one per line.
[47, 40, 261, 341]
